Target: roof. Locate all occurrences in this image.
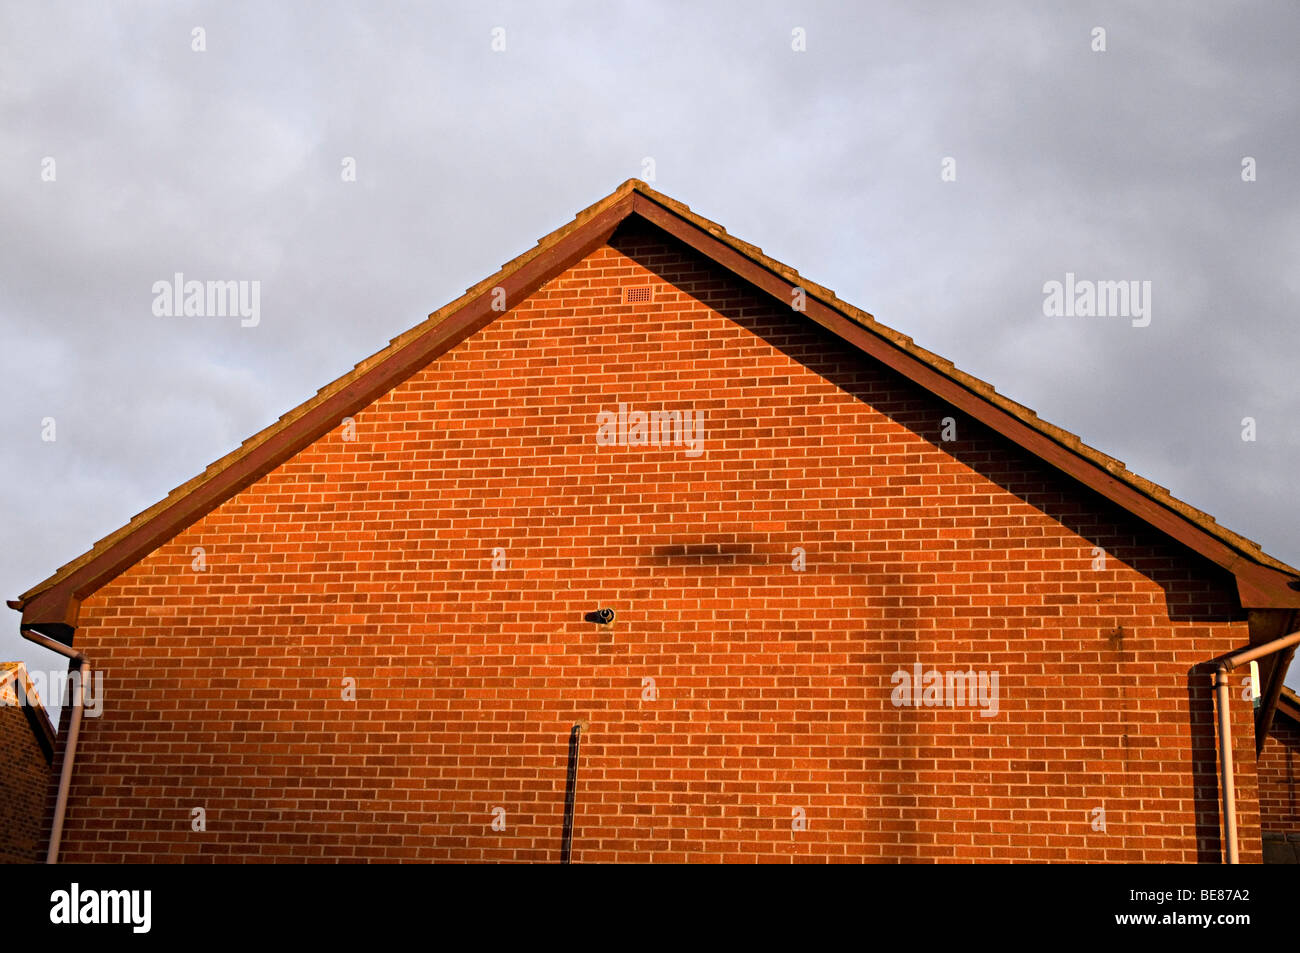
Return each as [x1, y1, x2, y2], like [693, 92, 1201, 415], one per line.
[1276, 685, 1300, 728]
[12, 178, 1300, 641]
[0, 662, 56, 763]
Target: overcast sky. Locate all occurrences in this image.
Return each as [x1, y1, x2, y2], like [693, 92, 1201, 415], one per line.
[3, 0, 1298, 719]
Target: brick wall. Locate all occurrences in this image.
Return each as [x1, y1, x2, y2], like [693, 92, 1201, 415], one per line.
[1259, 713, 1299, 832]
[55, 221, 1260, 862]
[0, 670, 52, 863]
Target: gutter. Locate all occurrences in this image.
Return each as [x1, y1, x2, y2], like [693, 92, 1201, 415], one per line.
[1213, 628, 1300, 864]
[20, 627, 89, 864]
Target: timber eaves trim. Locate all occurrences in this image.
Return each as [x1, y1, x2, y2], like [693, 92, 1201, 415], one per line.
[11, 178, 1300, 634]
[1276, 686, 1300, 728]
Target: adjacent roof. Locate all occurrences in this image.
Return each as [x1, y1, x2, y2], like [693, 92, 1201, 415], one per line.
[1277, 685, 1300, 728]
[12, 178, 1300, 643]
[0, 662, 55, 763]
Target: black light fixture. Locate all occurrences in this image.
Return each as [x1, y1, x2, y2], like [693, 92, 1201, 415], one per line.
[584, 608, 615, 625]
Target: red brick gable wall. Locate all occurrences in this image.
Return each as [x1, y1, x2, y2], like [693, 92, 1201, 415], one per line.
[56, 221, 1260, 862]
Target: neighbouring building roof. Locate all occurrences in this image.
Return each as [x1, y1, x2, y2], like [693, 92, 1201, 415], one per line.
[1277, 685, 1300, 727]
[0, 662, 55, 763]
[9, 179, 1300, 727]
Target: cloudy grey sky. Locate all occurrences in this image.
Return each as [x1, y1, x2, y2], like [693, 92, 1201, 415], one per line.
[3, 0, 1299, 718]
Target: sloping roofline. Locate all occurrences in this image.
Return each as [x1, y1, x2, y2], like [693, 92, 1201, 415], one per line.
[0, 662, 55, 763]
[1276, 685, 1300, 728]
[12, 178, 1300, 643]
